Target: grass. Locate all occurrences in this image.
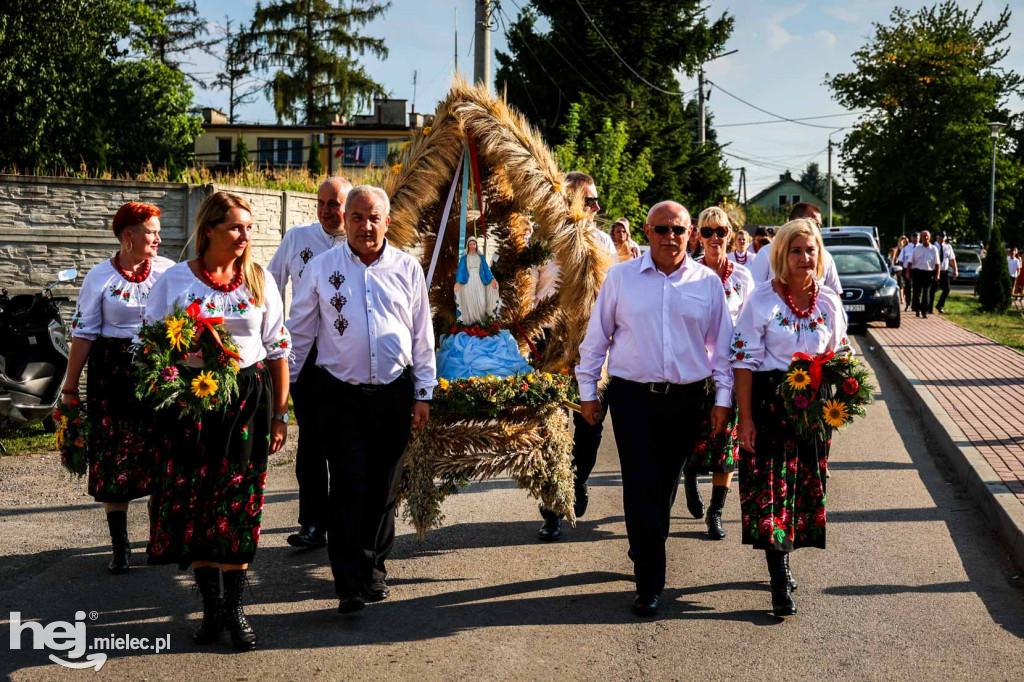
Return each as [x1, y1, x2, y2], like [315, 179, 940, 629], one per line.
[942, 292, 1024, 353]
[0, 422, 56, 456]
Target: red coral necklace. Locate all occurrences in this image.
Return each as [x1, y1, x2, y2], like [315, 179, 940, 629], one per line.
[780, 281, 819, 319]
[703, 257, 734, 287]
[733, 250, 748, 265]
[200, 260, 244, 293]
[113, 254, 150, 283]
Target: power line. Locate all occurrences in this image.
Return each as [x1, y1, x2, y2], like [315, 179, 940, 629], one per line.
[717, 112, 864, 128]
[707, 80, 850, 130]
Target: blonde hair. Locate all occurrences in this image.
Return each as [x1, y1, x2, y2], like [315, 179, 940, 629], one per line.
[697, 206, 731, 229]
[771, 218, 825, 282]
[194, 191, 266, 306]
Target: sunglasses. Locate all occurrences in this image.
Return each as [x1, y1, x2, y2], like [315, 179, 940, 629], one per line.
[652, 224, 688, 236]
[584, 197, 600, 208]
[699, 226, 729, 239]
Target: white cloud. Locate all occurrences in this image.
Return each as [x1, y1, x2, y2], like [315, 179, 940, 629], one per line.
[768, 24, 792, 51]
[814, 30, 838, 48]
[826, 7, 859, 24]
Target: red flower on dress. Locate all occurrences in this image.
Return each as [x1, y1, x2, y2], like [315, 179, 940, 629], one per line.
[758, 517, 774, 537]
[217, 518, 230, 536]
[813, 508, 827, 527]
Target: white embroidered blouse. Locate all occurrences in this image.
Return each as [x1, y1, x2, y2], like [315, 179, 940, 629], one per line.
[144, 261, 291, 369]
[71, 256, 176, 340]
[730, 280, 851, 373]
[701, 260, 755, 324]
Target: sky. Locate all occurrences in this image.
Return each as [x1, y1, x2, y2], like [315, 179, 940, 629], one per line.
[190, 0, 1024, 197]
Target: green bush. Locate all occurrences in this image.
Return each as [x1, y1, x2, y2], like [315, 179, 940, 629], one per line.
[233, 136, 250, 173]
[307, 135, 323, 175]
[977, 225, 1012, 313]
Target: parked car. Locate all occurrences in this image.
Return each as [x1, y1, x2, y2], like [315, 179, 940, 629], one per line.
[826, 245, 901, 328]
[821, 226, 881, 251]
[953, 248, 982, 283]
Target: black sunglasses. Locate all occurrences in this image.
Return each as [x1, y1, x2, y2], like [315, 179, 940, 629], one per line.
[652, 224, 688, 236]
[699, 226, 729, 239]
[584, 197, 600, 208]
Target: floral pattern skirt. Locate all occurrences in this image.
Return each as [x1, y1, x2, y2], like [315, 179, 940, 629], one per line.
[687, 381, 739, 474]
[86, 337, 165, 503]
[147, 363, 272, 569]
[738, 370, 830, 552]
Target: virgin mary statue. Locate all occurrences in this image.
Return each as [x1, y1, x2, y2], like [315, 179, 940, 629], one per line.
[454, 237, 500, 324]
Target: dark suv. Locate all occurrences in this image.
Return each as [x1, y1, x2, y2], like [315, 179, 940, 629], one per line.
[827, 245, 901, 328]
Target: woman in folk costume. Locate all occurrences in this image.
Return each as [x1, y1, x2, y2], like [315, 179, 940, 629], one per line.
[454, 237, 500, 324]
[145, 191, 291, 651]
[732, 219, 851, 617]
[61, 202, 175, 574]
[728, 228, 755, 267]
[681, 207, 755, 539]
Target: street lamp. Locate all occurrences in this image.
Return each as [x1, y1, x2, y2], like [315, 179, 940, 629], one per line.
[987, 121, 1005, 244]
[827, 128, 846, 228]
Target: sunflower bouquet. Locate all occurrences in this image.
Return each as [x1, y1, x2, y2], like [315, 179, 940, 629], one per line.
[54, 398, 89, 477]
[779, 351, 873, 441]
[133, 302, 241, 420]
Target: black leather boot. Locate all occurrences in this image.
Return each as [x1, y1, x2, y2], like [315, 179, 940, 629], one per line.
[106, 510, 130, 574]
[538, 507, 562, 541]
[765, 549, 797, 617]
[683, 466, 705, 519]
[222, 569, 257, 651]
[784, 552, 798, 592]
[193, 567, 223, 645]
[705, 485, 729, 540]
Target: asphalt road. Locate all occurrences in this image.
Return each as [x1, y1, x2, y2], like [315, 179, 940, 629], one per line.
[2, 336, 1023, 681]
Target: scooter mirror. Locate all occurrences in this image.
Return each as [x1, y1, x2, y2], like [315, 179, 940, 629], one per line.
[57, 268, 78, 282]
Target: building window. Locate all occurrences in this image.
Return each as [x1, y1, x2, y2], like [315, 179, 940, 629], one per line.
[258, 138, 274, 166]
[341, 138, 388, 167]
[791, 194, 801, 204]
[257, 138, 305, 167]
[217, 138, 232, 164]
[778, 194, 789, 207]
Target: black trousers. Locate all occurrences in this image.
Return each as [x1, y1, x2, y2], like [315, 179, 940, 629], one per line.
[541, 410, 604, 520]
[293, 345, 328, 528]
[317, 368, 414, 598]
[606, 377, 705, 597]
[933, 271, 951, 310]
[910, 269, 935, 313]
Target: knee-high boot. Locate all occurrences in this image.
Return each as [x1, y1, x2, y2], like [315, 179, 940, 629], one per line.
[222, 569, 257, 651]
[193, 567, 223, 644]
[765, 549, 797, 617]
[705, 485, 729, 540]
[683, 465, 705, 519]
[105, 510, 130, 574]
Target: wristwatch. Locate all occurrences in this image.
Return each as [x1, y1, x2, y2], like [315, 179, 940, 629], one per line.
[272, 412, 290, 423]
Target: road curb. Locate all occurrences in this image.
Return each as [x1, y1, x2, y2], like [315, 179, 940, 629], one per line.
[866, 328, 1024, 573]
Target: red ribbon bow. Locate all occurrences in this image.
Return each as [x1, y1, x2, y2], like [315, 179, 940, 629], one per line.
[186, 301, 241, 361]
[792, 350, 835, 392]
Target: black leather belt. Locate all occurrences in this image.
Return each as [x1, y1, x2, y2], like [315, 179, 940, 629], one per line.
[612, 376, 702, 396]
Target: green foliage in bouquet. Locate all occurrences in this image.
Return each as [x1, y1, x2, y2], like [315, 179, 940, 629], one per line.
[779, 352, 873, 441]
[433, 371, 580, 421]
[54, 398, 89, 477]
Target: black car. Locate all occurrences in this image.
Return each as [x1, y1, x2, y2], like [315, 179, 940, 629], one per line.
[827, 245, 901, 328]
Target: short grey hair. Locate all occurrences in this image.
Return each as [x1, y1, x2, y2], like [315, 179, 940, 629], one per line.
[320, 176, 353, 194]
[646, 200, 690, 225]
[345, 185, 390, 216]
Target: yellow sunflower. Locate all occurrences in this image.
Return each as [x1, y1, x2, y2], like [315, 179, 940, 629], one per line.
[438, 378, 450, 391]
[165, 317, 189, 352]
[822, 399, 849, 428]
[786, 368, 812, 391]
[190, 371, 219, 398]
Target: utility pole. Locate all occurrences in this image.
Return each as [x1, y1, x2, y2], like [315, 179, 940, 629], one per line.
[827, 128, 845, 228]
[698, 68, 706, 146]
[474, 0, 492, 91]
[987, 122, 1005, 244]
[454, 8, 458, 76]
[411, 70, 418, 113]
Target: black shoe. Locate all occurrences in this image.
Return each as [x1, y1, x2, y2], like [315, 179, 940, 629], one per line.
[783, 552, 798, 593]
[632, 593, 660, 616]
[936, 308, 945, 314]
[537, 515, 562, 541]
[222, 569, 257, 651]
[683, 467, 705, 519]
[193, 567, 223, 645]
[363, 580, 390, 603]
[106, 510, 130, 575]
[915, 311, 921, 317]
[705, 485, 729, 540]
[287, 525, 327, 549]
[766, 550, 797, 617]
[337, 595, 366, 614]
[922, 312, 928, 318]
[574, 483, 590, 519]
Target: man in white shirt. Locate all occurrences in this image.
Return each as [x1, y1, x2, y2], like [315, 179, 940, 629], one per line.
[933, 232, 958, 314]
[268, 177, 352, 551]
[577, 200, 733, 616]
[908, 229, 940, 318]
[1008, 247, 1021, 282]
[747, 204, 843, 295]
[900, 233, 919, 311]
[535, 171, 618, 543]
[287, 185, 435, 614]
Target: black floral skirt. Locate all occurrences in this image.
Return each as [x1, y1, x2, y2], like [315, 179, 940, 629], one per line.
[147, 362, 273, 569]
[687, 382, 739, 475]
[738, 371, 830, 552]
[86, 337, 166, 503]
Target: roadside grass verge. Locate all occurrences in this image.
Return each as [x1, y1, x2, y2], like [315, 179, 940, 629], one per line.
[943, 293, 1024, 353]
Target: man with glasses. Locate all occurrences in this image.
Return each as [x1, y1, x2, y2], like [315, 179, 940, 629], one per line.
[748, 203, 843, 294]
[576, 200, 733, 615]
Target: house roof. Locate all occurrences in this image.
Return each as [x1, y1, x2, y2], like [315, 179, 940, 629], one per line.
[748, 171, 825, 206]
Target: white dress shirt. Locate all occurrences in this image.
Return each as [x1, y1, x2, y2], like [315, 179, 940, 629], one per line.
[899, 243, 917, 267]
[575, 251, 734, 407]
[938, 242, 956, 272]
[536, 226, 618, 301]
[266, 222, 345, 298]
[748, 240, 844, 294]
[71, 256, 175, 340]
[909, 243, 940, 270]
[145, 262, 291, 369]
[1008, 256, 1021, 278]
[287, 240, 436, 399]
[731, 280, 850, 373]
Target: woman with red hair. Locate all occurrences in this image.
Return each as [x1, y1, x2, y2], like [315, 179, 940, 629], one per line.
[61, 201, 175, 575]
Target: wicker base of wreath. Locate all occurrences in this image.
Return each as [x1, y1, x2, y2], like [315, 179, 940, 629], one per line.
[399, 404, 576, 539]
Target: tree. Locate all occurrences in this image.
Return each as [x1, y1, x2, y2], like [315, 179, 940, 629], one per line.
[553, 102, 654, 235]
[306, 134, 322, 175]
[799, 162, 827, 201]
[494, 1, 734, 210]
[212, 18, 263, 123]
[139, 0, 218, 88]
[233, 135, 250, 172]
[977, 225, 1011, 312]
[243, 0, 390, 125]
[827, 2, 1024, 247]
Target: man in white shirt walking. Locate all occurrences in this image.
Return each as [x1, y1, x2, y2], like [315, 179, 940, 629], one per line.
[932, 232, 957, 314]
[287, 185, 436, 614]
[900, 233, 919, 311]
[748, 203, 843, 294]
[268, 177, 352, 551]
[576, 200, 733, 616]
[909, 229, 940, 317]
